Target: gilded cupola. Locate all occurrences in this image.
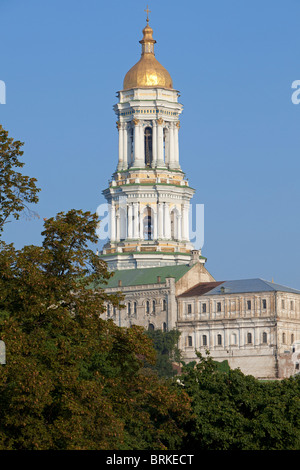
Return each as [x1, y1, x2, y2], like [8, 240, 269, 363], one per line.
[123, 18, 173, 90]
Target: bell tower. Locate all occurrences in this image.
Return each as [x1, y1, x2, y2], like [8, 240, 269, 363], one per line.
[99, 17, 202, 271]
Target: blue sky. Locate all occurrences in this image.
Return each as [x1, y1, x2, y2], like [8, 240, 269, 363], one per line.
[1, 0, 299, 288]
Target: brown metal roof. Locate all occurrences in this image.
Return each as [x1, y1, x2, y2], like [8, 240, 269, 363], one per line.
[178, 281, 224, 297]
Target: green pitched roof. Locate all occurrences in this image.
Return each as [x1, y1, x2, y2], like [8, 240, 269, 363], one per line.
[97, 264, 193, 289]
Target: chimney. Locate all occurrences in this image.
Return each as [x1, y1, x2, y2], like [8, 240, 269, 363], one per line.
[189, 249, 200, 266]
[118, 280, 122, 287]
[157, 276, 161, 283]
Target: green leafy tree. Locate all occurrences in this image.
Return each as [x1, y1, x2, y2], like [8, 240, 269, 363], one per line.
[0, 125, 40, 232]
[145, 329, 182, 378]
[0, 210, 191, 450]
[179, 351, 300, 450]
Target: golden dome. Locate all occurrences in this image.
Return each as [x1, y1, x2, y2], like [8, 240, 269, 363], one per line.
[123, 22, 173, 90]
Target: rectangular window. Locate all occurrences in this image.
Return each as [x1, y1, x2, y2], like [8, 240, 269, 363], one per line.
[262, 299, 267, 309]
[263, 332, 267, 343]
[217, 302, 221, 312]
[203, 335, 207, 346]
[187, 304, 192, 314]
[291, 301, 294, 311]
[202, 303, 207, 313]
[282, 299, 285, 309]
[247, 300, 251, 310]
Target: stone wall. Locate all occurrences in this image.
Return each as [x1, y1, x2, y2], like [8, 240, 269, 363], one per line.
[102, 277, 177, 331]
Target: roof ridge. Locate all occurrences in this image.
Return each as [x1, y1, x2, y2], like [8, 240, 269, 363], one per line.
[260, 278, 300, 292]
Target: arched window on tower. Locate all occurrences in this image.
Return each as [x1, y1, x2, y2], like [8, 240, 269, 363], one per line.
[143, 206, 153, 240]
[144, 127, 153, 167]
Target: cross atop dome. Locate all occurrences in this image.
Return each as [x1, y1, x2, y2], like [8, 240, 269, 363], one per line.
[144, 5, 151, 24]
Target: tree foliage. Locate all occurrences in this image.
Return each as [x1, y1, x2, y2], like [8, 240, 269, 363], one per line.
[0, 125, 40, 231]
[179, 352, 300, 450]
[145, 329, 181, 378]
[0, 210, 191, 450]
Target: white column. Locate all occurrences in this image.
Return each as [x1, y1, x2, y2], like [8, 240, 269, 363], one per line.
[140, 124, 145, 167]
[133, 202, 139, 238]
[110, 202, 116, 242]
[177, 213, 182, 240]
[133, 120, 144, 167]
[128, 126, 133, 167]
[119, 201, 126, 240]
[164, 127, 170, 166]
[123, 124, 128, 170]
[116, 210, 120, 242]
[181, 205, 185, 241]
[174, 122, 180, 169]
[158, 202, 164, 238]
[152, 121, 157, 168]
[117, 122, 124, 170]
[127, 203, 133, 239]
[169, 123, 175, 169]
[153, 207, 158, 239]
[164, 203, 171, 239]
[133, 122, 139, 167]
